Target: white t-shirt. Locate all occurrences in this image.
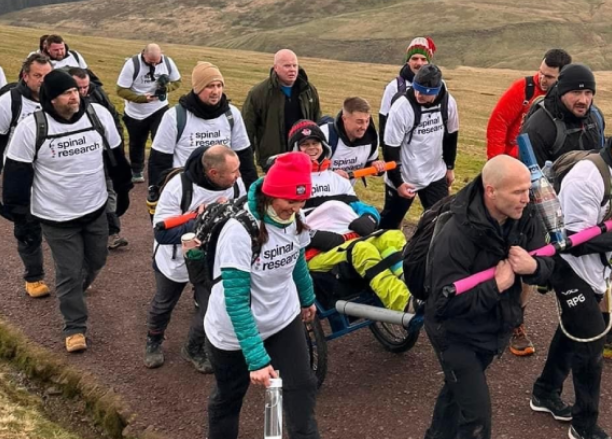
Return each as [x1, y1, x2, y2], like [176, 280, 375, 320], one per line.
[151, 104, 250, 168]
[305, 200, 358, 234]
[383, 94, 459, 190]
[320, 124, 377, 179]
[0, 67, 6, 88]
[153, 174, 246, 283]
[379, 76, 411, 117]
[0, 90, 42, 134]
[117, 54, 181, 120]
[559, 160, 612, 295]
[6, 104, 121, 221]
[205, 208, 310, 350]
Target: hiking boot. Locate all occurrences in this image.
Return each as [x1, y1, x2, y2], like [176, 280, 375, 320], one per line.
[144, 334, 165, 369]
[569, 425, 611, 439]
[65, 334, 87, 353]
[509, 324, 535, 356]
[25, 280, 50, 298]
[108, 233, 129, 250]
[131, 172, 145, 183]
[181, 343, 213, 374]
[530, 394, 572, 422]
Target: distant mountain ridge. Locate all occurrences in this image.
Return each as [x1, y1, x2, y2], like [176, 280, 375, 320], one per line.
[1, 0, 611, 69]
[2, 0, 82, 15]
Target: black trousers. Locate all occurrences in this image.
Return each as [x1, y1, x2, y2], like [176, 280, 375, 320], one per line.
[533, 257, 605, 434]
[13, 215, 44, 282]
[424, 335, 495, 439]
[123, 106, 167, 174]
[147, 269, 207, 347]
[206, 316, 320, 439]
[379, 176, 449, 230]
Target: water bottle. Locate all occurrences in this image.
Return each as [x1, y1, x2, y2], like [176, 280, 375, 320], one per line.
[517, 134, 566, 244]
[264, 377, 283, 439]
[542, 160, 555, 186]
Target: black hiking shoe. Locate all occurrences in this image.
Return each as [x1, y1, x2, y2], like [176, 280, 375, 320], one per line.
[569, 425, 611, 439]
[530, 394, 572, 422]
[144, 334, 164, 369]
[181, 343, 213, 374]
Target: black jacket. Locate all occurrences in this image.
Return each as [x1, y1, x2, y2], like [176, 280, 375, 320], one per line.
[424, 175, 555, 354]
[521, 85, 605, 168]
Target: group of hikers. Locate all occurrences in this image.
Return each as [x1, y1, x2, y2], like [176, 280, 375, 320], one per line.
[0, 32, 611, 439]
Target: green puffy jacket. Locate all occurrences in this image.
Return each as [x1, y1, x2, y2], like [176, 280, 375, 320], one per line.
[242, 68, 321, 168]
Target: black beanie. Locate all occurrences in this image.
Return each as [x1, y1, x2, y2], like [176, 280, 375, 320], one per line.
[288, 120, 327, 148]
[557, 63, 596, 96]
[41, 70, 78, 101]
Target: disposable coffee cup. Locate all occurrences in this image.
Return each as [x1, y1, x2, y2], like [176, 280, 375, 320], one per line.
[181, 233, 198, 253]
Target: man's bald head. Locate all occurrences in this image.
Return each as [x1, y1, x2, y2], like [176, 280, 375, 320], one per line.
[273, 49, 298, 87]
[143, 43, 162, 64]
[202, 145, 241, 189]
[482, 155, 531, 223]
[482, 155, 530, 190]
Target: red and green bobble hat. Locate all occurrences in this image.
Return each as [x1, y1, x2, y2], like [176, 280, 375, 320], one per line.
[403, 36, 437, 63]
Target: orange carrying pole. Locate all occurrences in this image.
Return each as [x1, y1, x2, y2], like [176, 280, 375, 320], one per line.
[347, 161, 397, 179]
[154, 212, 197, 231]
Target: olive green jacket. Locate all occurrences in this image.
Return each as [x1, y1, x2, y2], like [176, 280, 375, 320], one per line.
[242, 68, 321, 167]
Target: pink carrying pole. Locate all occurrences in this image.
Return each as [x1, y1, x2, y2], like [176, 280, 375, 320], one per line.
[452, 219, 612, 295]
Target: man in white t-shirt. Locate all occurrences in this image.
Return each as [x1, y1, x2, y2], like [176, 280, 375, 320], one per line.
[0, 53, 53, 299]
[149, 62, 257, 189]
[531, 145, 612, 439]
[319, 96, 385, 183]
[40, 35, 88, 70]
[379, 36, 436, 149]
[3, 71, 125, 353]
[380, 64, 459, 229]
[117, 43, 182, 183]
[145, 144, 245, 373]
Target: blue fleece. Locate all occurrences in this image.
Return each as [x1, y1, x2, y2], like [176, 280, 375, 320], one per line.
[153, 219, 196, 245]
[349, 200, 381, 223]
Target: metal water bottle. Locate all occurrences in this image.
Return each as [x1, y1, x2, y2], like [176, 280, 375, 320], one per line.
[517, 134, 566, 243]
[264, 377, 283, 439]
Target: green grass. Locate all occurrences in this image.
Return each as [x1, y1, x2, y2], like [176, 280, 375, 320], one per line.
[2, 24, 612, 220]
[2, 0, 612, 69]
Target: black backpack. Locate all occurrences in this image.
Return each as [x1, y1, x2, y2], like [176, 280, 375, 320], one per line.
[403, 195, 455, 301]
[130, 54, 173, 82]
[318, 115, 378, 160]
[525, 96, 606, 156]
[192, 196, 260, 289]
[390, 87, 450, 145]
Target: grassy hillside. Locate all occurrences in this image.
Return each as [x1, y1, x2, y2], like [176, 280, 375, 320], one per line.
[1, 0, 612, 69]
[2, 24, 612, 218]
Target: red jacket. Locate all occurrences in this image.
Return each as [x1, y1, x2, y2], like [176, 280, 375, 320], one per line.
[486, 73, 545, 159]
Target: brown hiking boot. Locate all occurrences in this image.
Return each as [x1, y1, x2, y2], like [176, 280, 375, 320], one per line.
[509, 324, 535, 356]
[108, 233, 128, 250]
[25, 281, 50, 298]
[65, 334, 87, 353]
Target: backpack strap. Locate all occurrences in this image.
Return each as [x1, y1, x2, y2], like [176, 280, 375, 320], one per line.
[225, 108, 235, 131]
[590, 106, 605, 149]
[9, 88, 22, 129]
[326, 121, 339, 155]
[175, 104, 187, 143]
[396, 76, 407, 95]
[85, 104, 117, 167]
[233, 181, 240, 199]
[179, 172, 194, 214]
[405, 91, 422, 145]
[523, 76, 535, 106]
[163, 56, 172, 76]
[585, 154, 612, 211]
[440, 92, 449, 130]
[131, 55, 140, 82]
[33, 110, 48, 159]
[535, 101, 568, 157]
[69, 50, 81, 65]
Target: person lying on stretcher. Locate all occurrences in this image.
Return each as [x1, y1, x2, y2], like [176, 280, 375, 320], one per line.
[281, 120, 414, 312]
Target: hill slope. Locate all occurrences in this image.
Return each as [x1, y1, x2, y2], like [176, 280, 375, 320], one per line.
[1, 24, 612, 211]
[1, 0, 612, 69]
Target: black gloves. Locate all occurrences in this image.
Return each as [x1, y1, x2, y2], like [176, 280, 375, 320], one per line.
[349, 214, 378, 237]
[309, 230, 345, 252]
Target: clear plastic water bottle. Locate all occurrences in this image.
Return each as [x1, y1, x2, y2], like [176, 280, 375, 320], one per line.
[542, 160, 555, 186]
[264, 377, 283, 439]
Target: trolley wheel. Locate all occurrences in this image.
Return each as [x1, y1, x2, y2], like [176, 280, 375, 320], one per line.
[304, 315, 328, 388]
[369, 321, 420, 353]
